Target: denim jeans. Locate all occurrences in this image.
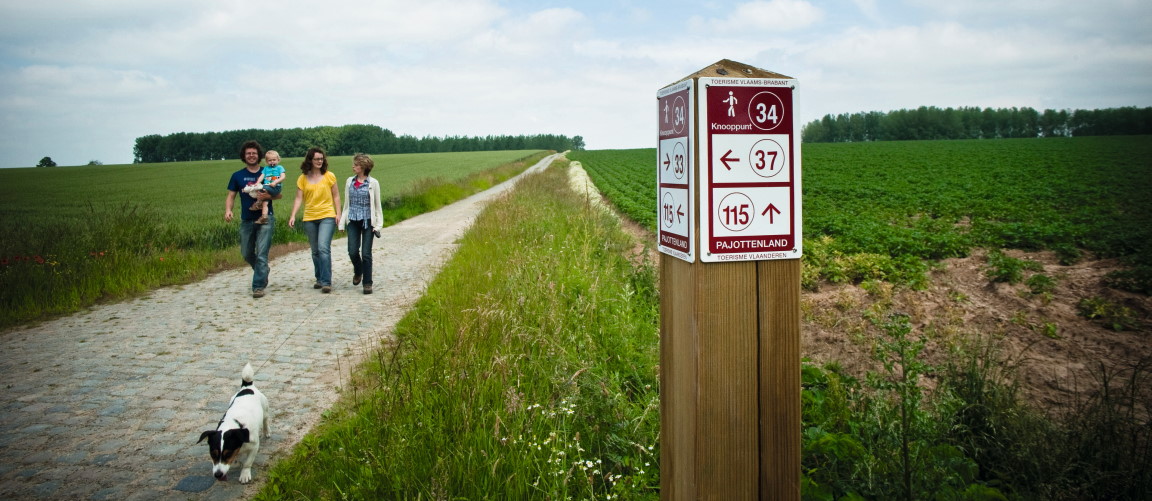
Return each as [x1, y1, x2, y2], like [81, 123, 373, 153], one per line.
[238, 215, 274, 290]
[302, 217, 335, 286]
[345, 220, 375, 285]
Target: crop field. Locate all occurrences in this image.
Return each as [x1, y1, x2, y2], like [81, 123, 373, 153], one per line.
[0, 150, 545, 328]
[570, 136, 1152, 292]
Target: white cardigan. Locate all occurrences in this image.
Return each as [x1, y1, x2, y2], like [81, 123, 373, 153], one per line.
[337, 175, 384, 232]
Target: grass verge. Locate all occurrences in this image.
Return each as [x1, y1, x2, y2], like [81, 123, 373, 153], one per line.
[257, 161, 661, 499]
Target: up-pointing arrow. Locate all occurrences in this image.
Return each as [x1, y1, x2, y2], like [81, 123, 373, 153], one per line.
[762, 203, 781, 224]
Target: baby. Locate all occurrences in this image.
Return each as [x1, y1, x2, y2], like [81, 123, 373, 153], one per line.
[248, 150, 285, 224]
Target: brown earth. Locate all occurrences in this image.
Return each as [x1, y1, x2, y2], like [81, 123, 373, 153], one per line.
[801, 249, 1151, 412]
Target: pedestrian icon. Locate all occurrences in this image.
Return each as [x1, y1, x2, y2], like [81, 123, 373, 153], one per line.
[723, 91, 737, 117]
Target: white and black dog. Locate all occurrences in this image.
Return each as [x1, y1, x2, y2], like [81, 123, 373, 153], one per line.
[197, 363, 270, 483]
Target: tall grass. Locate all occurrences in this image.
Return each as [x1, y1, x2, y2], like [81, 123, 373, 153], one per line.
[801, 324, 1152, 500]
[258, 162, 661, 499]
[0, 151, 547, 330]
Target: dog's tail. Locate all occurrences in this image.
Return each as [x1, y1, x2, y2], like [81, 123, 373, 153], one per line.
[241, 362, 255, 387]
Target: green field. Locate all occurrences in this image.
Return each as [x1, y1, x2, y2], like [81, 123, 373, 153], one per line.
[0, 150, 545, 329]
[1, 150, 542, 246]
[571, 136, 1152, 292]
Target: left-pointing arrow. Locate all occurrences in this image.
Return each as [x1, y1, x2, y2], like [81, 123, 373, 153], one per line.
[677, 204, 685, 223]
[720, 150, 740, 170]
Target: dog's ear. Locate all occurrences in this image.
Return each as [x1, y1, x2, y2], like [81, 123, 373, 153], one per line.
[223, 427, 251, 445]
[197, 430, 216, 444]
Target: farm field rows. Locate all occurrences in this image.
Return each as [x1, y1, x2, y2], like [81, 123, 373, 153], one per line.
[570, 136, 1152, 292]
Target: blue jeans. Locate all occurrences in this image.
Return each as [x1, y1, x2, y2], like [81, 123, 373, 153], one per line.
[238, 216, 274, 290]
[302, 218, 335, 286]
[346, 220, 375, 285]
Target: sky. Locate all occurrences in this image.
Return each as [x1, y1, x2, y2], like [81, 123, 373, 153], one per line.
[0, 0, 1149, 168]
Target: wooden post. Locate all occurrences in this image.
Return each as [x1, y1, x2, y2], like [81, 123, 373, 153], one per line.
[659, 59, 801, 500]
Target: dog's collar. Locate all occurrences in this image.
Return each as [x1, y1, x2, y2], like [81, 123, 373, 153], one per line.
[217, 416, 246, 430]
[216, 388, 255, 430]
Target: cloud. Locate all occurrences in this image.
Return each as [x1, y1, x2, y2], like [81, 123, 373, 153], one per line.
[1, 0, 1150, 167]
[795, 19, 1152, 119]
[690, 0, 824, 33]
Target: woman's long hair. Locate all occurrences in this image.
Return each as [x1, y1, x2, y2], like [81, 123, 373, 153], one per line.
[301, 147, 329, 174]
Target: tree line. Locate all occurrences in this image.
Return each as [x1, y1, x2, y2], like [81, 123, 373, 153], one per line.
[133, 124, 584, 163]
[801, 106, 1152, 143]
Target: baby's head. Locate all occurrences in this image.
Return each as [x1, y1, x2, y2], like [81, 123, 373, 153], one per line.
[265, 150, 281, 166]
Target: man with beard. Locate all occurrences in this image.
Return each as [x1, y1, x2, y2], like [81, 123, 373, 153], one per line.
[225, 140, 277, 298]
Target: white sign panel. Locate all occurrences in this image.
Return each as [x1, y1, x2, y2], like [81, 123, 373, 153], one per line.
[657, 80, 694, 262]
[699, 77, 802, 262]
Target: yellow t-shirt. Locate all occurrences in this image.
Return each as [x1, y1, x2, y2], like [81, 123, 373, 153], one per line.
[297, 171, 338, 221]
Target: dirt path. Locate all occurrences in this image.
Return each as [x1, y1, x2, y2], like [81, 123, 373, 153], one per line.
[0, 154, 559, 500]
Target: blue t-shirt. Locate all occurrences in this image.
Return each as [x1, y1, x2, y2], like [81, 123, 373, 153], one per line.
[228, 167, 273, 221]
[261, 165, 285, 186]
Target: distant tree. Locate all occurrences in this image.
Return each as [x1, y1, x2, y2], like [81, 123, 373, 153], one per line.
[87, 160, 103, 166]
[803, 106, 1152, 142]
[37, 156, 56, 168]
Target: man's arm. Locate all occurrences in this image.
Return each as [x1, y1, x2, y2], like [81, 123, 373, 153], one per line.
[225, 190, 237, 222]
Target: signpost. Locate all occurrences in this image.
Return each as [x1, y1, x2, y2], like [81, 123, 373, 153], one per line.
[700, 77, 801, 262]
[658, 60, 801, 501]
[658, 80, 694, 262]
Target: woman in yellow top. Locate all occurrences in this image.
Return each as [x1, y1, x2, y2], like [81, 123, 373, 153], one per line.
[288, 147, 342, 293]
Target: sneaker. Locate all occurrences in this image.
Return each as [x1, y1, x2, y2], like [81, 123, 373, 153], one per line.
[353, 274, 362, 285]
[313, 282, 322, 289]
[255, 215, 268, 225]
[321, 285, 332, 293]
[363, 284, 373, 294]
[252, 288, 265, 298]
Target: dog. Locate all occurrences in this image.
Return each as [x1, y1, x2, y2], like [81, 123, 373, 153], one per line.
[197, 362, 270, 483]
